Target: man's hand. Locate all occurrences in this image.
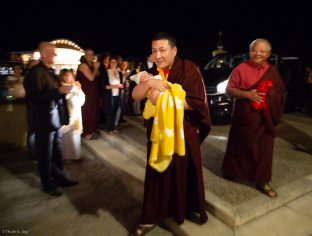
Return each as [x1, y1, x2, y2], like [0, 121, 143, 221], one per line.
[59, 85, 72, 94]
[147, 79, 169, 92]
[93, 61, 100, 69]
[149, 89, 160, 105]
[248, 89, 265, 103]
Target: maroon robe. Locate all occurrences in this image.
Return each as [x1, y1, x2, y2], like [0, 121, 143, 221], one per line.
[76, 64, 99, 135]
[222, 65, 286, 183]
[140, 57, 211, 225]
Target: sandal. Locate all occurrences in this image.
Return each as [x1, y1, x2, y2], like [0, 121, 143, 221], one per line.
[112, 130, 120, 135]
[256, 182, 277, 198]
[130, 224, 155, 236]
[90, 133, 100, 140]
[108, 130, 120, 135]
[83, 134, 93, 140]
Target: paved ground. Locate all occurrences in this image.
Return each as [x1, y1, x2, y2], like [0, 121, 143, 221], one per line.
[0, 147, 172, 236]
[1, 112, 312, 235]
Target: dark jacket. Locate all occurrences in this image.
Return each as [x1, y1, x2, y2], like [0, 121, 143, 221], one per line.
[100, 69, 123, 109]
[23, 62, 68, 133]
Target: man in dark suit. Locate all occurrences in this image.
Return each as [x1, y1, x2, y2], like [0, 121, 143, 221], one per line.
[24, 42, 78, 197]
[140, 49, 155, 72]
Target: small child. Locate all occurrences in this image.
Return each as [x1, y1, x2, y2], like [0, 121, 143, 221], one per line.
[60, 69, 85, 161]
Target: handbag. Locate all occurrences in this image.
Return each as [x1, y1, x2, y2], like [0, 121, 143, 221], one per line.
[58, 96, 69, 126]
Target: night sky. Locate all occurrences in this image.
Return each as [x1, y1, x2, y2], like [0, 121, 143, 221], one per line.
[1, 3, 311, 66]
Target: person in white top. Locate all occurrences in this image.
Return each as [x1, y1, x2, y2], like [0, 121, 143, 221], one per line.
[6, 63, 25, 99]
[102, 56, 124, 135]
[115, 59, 131, 126]
[60, 69, 85, 161]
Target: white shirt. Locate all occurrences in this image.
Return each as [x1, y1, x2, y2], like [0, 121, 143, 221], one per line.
[107, 69, 121, 96]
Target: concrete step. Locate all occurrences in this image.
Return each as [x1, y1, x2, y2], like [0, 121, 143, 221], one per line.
[124, 115, 312, 227]
[85, 115, 312, 230]
[81, 137, 174, 235]
[82, 136, 225, 235]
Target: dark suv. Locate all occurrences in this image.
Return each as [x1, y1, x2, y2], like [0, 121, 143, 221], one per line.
[201, 53, 305, 123]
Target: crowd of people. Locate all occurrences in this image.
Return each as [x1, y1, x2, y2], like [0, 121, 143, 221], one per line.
[7, 41, 157, 198]
[6, 33, 295, 235]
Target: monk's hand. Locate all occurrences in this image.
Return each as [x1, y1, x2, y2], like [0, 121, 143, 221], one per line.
[249, 89, 264, 103]
[149, 89, 160, 105]
[148, 79, 169, 92]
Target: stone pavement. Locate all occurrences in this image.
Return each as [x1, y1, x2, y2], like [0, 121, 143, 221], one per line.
[1, 112, 312, 235]
[0, 147, 172, 236]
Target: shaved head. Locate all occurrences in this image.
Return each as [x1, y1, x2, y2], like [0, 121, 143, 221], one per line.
[250, 38, 272, 52]
[38, 41, 55, 52]
[38, 41, 56, 67]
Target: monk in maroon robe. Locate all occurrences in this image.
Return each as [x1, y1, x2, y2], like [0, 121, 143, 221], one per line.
[131, 32, 211, 235]
[222, 38, 286, 198]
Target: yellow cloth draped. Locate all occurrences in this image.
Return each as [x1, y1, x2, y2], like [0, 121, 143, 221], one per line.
[143, 82, 186, 172]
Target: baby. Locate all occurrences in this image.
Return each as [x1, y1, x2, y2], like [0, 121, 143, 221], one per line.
[130, 71, 163, 103]
[130, 71, 162, 84]
[130, 71, 168, 119]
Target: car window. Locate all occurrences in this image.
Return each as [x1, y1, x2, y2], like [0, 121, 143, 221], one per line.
[204, 54, 231, 69]
[230, 54, 248, 68]
[215, 55, 229, 68]
[204, 53, 249, 70]
[278, 57, 303, 89]
[268, 54, 278, 66]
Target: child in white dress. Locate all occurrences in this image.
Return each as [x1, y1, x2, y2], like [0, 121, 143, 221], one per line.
[60, 69, 85, 161]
